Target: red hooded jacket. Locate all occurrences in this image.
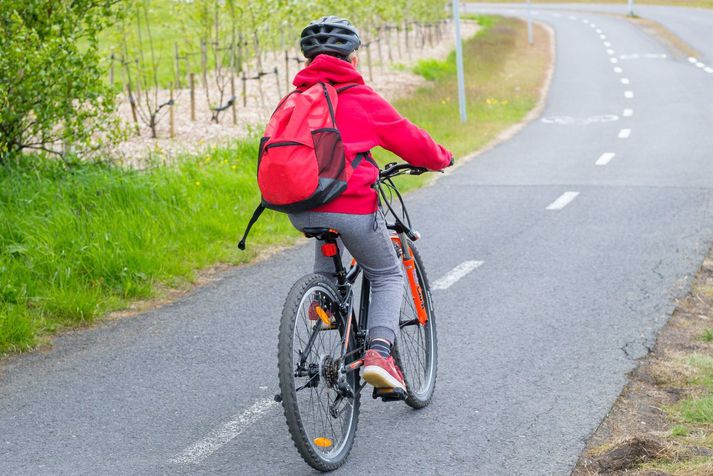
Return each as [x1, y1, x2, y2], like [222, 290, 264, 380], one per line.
[292, 54, 453, 214]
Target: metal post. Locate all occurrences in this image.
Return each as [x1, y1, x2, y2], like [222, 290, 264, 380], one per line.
[453, 1, 467, 123]
[628, 0, 635, 17]
[527, 0, 534, 45]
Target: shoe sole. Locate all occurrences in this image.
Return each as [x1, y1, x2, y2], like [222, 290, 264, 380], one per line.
[362, 365, 406, 391]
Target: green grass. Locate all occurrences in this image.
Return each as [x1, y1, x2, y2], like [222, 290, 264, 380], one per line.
[671, 354, 713, 424]
[0, 15, 551, 354]
[0, 144, 296, 353]
[700, 328, 713, 342]
[671, 425, 690, 436]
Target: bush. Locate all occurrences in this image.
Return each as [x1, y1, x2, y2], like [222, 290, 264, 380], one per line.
[0, 1, 121, 162]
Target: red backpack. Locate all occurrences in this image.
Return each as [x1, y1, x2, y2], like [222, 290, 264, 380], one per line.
[239, 82, 369, 250]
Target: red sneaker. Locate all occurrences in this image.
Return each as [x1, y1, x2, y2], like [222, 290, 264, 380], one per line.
[362, 349, 406, 391]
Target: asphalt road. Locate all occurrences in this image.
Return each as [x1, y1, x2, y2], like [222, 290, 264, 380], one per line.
[3, 5, 713, 475]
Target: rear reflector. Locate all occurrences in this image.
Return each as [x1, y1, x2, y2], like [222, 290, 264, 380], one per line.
[321, 243, 338, 257]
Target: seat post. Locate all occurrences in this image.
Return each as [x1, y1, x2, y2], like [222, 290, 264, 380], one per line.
[320, 236, 348, 287]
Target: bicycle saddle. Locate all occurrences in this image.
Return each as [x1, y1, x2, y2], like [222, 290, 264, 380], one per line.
[302, 227, 340, 240]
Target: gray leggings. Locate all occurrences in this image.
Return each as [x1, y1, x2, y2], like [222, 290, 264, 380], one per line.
[288, 211, 404, 343]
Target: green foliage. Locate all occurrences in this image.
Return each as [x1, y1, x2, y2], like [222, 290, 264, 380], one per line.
[700, 328, 713, 342]
[0, 0, 122, 162]
[101, 0, 449, 87]
[0, 141, 297, 353]
[671, 425, 690, 437]
[413, 56, 456, 81]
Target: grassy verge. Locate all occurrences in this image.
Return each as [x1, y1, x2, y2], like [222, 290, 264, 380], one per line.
[0, 15, 552, 355]
[0, 146, 297, 353]
[574, 255, 713, 475]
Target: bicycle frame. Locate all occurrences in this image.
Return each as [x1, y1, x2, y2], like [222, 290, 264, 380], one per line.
[297, 162, 434, 391]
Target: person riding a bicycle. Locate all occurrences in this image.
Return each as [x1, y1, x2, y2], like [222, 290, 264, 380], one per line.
[289, 16, 453, 392]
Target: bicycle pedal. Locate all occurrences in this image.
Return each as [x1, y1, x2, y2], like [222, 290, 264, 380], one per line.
[372, 387, 407, 402]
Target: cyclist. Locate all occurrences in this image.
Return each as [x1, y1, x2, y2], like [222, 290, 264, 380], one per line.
[289, 16, 453, 392]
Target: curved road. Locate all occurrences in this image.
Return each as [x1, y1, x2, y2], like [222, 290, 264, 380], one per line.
[3, 5, 713, 475]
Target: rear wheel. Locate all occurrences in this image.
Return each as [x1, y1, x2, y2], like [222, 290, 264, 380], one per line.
[393, 241, 438, 409]
[278, 273, 360, 472]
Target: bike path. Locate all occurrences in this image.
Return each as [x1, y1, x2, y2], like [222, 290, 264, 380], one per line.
[2, 7, 713, 475]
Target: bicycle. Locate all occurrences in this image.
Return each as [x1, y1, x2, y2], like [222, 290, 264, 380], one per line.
[275, 162, 439, 471]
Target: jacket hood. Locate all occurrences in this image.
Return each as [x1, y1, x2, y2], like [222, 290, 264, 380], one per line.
[293, 54, 365, 88]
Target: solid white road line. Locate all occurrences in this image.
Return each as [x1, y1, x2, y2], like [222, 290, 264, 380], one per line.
[623, 108, 633, 117]
[546, 192, 580, 210]
[596, 152, 616, 166]
[170, 399, 278, 465]
[621, 78, 630, 84]
[619, 128, 632, 139]
[432, 261, 484, 290]
[614, 66, 623, 73]
[624, 90, 634, 98]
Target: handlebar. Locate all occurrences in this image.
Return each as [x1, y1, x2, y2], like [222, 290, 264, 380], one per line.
[379, 162, 431, 180]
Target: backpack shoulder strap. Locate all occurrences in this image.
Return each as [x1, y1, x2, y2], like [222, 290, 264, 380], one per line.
[336, 83, 360, 94]
[237, 203, 266, 250]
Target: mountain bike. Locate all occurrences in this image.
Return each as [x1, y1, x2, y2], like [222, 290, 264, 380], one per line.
[275, 162, 438, 472]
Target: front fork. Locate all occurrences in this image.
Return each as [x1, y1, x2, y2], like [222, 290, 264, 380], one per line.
[392, 233, 428, 326]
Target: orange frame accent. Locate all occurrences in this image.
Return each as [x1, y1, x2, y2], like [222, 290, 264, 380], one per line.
[391, 236, 428, 325]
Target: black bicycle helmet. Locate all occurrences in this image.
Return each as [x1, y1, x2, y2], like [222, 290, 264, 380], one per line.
[300, 16, 361, 60]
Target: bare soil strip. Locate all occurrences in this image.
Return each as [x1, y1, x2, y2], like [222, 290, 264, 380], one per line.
[574, 250, 713, 475]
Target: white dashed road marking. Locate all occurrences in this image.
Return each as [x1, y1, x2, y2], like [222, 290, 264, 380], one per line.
[607, 49, 615, 55]
[705, 67, 713, 74]
[618, 128, 632, 139]
[604, 41, 612, 47]
[432, 261, 484, 290]
[596, 153, 616, 166]
[623, 108, 633, 117]
[546, 192, 580, 211]
[689, 57, 698, 63]
[610, 58, 618, 63]
[600, 34, 607, 40]
[621, 78, 630, 84]
[614, 67, 623, 73]
[624, 91, 634, 98]
[170, 399, 278, 465]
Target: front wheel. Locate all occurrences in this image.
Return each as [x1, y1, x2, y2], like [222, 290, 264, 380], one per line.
[277, 273, 360, 472]
[393, 240, 438, 409]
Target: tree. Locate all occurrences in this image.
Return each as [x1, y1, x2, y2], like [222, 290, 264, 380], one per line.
[0, 0, 121, 162]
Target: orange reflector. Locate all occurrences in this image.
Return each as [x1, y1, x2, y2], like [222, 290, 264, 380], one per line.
[314, 437, 333, 448]
[315, 306, 331, 326]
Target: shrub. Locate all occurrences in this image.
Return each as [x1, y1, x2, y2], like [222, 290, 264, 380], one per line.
[0, 1, 122, 163]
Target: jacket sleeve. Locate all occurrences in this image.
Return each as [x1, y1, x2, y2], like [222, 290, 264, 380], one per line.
[367, 93, 453, 170]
